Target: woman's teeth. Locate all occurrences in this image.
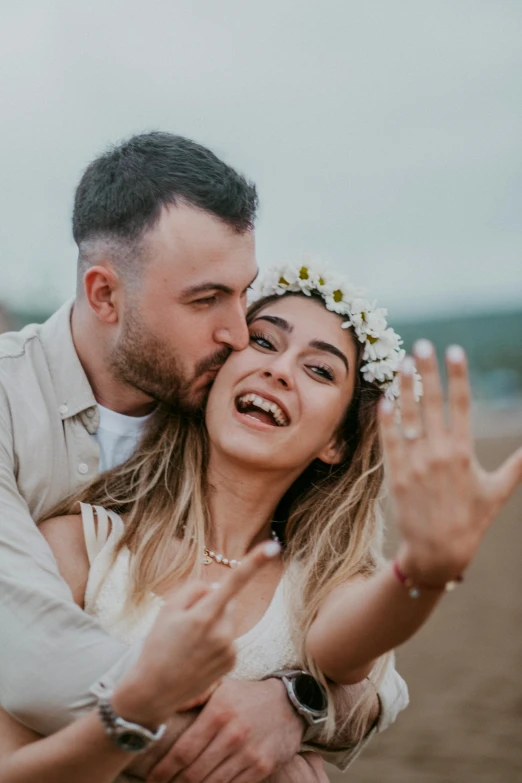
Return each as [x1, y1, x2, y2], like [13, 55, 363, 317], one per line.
[236, 393, 289, 427]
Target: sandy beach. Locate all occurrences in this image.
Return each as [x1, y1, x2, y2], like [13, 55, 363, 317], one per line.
[328, 433, 522, 783]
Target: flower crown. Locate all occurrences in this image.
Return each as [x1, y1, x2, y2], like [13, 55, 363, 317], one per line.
[248, 260, 421, 400]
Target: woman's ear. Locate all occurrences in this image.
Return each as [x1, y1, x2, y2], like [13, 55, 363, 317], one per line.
[317, 436, 345, 466]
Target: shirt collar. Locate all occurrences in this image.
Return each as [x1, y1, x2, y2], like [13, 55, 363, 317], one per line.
[39, 299, 98, 422]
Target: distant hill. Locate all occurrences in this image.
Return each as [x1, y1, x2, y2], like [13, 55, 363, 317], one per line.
[394, 309, 522, 401]
[4, 303, 522, 403]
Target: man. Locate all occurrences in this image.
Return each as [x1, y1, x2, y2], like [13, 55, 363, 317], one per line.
[0, 132, 407, 782]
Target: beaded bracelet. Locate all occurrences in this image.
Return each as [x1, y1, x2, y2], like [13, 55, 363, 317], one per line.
[393, 558, 463, 599]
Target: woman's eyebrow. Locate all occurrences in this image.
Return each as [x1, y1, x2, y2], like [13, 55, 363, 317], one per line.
[309, 340, 349, 371]
[252, 315, 293, 333]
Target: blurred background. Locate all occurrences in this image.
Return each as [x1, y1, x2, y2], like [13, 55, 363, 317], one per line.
[1, 1, 521, 780]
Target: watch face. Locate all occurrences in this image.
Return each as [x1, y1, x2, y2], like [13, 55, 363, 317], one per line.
[117, 731, 149, 753]
[293, 674, 328, 713]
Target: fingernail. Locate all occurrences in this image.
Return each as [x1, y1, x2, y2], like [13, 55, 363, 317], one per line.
[264, 541, 281, 557]
[380, 398, 394, 414]
[446, 344, 465, 363]
[401, 356, 415, 376]
[414, 339, 433, 359]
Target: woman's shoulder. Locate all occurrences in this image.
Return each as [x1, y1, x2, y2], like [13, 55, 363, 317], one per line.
[39, 513, 90, 607]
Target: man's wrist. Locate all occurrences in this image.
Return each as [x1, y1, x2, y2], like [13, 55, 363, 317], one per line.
[265, 677, 308, 739]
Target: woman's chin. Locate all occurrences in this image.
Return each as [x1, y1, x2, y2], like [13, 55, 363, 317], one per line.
[211, 430, 292, 472]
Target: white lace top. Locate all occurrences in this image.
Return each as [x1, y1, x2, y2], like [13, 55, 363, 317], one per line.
[81, 503, 409, 775]
[80, 503, 301, 679]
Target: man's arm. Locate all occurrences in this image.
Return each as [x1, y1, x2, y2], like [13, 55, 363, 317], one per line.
[142, 659, 408, 783]
[142, 679, 305, 783]
[303, 657, 409, 771]
[0, 404, 142, 734]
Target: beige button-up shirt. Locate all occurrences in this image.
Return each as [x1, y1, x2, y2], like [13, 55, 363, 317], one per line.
[0, 300, 408, 767]
[0, 301, 140, 734]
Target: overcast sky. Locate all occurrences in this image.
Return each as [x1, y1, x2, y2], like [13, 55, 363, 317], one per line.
[1, 0, 521, 318]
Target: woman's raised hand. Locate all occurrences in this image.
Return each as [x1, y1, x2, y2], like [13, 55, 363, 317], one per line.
[112, 540, 281, 728]
[380, 340, 522, 587]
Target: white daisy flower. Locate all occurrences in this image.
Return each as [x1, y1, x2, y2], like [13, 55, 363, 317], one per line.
[347, 297, 374, 331]
[361, 359, 397, 384]
[363, 329, 404, 362]
[364, 308, 389, 338]
[322, 278, 362, 315]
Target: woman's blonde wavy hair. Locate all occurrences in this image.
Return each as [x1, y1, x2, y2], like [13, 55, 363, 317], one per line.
[50, 292, 390, 740]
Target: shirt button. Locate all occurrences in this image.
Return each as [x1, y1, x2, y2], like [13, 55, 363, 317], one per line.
[59, 404, 69, 415]
[78, 462, 89, 475]
[86, 408, 95, 418]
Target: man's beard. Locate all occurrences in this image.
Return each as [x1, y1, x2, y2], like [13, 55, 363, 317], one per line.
[109, 310, 231, 412]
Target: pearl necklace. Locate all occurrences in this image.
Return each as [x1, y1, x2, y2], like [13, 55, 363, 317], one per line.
[203, 529, 281, 569]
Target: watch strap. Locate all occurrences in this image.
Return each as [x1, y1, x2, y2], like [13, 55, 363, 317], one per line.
[98, 695, 167, 752]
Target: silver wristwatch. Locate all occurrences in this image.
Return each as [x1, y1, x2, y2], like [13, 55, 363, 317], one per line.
[268, 669, 328, 738]
[98, 694, 167, 753]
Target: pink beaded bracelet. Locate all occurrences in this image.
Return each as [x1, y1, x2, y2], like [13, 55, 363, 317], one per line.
[393, 558, 463, 599]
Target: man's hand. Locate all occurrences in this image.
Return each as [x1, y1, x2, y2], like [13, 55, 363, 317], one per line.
[264, 753, 328, 783]
[126, 712, 196, 779]
[147, 678, 305, 783]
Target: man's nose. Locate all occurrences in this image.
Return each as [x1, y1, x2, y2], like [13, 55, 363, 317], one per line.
[214, 304, 249, 351]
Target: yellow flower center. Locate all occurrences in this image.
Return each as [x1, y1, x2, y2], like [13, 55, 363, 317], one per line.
[333, 289, 343, 302]
[279, 276, 289, 286]
[299, 266, 309, 280]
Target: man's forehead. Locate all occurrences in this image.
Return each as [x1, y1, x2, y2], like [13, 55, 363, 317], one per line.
[142, 207, 257, 293]
[147, 202, 254, 252]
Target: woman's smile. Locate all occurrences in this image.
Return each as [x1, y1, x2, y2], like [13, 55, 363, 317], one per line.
[235, 390, 290, 428]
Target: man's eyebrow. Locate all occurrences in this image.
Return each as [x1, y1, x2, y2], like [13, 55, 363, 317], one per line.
[252, 315, 293, 333]
[181, 270, 259, 299]
[309, 340, 349, 371]
[181, 282, 234, 297]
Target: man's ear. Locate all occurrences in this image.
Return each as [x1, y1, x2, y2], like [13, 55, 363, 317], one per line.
[83, 264, 121, 325]
[317, 436, 345, 466]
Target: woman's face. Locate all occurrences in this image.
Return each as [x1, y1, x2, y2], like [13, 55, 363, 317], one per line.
[205, 295, 358, 474]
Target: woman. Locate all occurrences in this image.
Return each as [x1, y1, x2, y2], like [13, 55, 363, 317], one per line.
[1, 261, 520, 782]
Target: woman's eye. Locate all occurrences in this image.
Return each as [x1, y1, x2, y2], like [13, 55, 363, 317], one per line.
[249, 332, 274, 350]
[309, 364, 335, 382]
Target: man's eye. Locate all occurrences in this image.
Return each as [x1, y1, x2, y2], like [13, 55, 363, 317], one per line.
[194, 295, 218, 306]
[250, 332, 274, 350]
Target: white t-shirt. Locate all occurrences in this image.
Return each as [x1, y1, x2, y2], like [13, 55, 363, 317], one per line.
[94, 404, 155, 473]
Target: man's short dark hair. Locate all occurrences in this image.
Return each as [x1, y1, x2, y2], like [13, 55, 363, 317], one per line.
[73, 132, 258, 248]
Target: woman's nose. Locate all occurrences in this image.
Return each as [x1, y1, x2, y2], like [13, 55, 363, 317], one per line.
[261, 364, 294, 389]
